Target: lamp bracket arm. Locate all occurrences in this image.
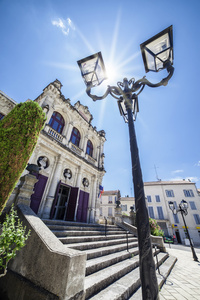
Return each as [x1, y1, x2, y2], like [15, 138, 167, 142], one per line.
[135, 63, 174, 89]
[86, 85, 110, 101]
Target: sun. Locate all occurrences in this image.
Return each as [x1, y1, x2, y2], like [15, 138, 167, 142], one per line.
[105, 62, 121, 85]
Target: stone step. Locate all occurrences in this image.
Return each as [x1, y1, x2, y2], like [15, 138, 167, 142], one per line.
[86, 252, 169, 300]
[128, 254, 177, 299]
[86, 247, 139, 275]
[51, 228, 125, 237]
[65, 237, 138, 250]
[58, 233, 134, 244]
[43, 219, 121, 230]
[85, 254, 140, 299]
[84, 241, 138, 260]
[46, 223, 125, 233]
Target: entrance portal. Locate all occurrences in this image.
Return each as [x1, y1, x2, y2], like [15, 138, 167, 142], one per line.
[54, 185, 71, 220]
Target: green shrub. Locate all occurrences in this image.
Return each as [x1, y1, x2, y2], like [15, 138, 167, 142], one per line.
[0, 205, 30, 277]
[0, 101, 46, 213]
[149, 217, 164, 237]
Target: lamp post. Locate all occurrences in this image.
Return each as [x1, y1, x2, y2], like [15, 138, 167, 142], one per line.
[78, 26, 174, 300]
[169, 200, 199, 262]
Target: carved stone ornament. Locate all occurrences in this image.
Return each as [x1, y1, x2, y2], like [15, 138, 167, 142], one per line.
[82, 178, 89, 187]
[37, 156, 49, 169]
[63, 169, 72, 179]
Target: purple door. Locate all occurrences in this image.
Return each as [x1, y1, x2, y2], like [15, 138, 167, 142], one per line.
[30, 174, 48, 214]
[76, 190, 89, 223]
[66, 187, 78, 221]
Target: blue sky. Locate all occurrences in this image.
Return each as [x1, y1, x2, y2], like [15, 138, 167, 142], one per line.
[1, 0, 200, 196]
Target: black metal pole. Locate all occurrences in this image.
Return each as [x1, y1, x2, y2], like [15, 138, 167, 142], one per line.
[180, 210, 199, 262]
[126, 96, 159, 300]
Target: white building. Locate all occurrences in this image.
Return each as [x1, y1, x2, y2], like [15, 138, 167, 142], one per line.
[120, 196, 135, 215]
[0, 80, 106, 223]
[144, 180, 200, 246]
[100, 190, 121, 218]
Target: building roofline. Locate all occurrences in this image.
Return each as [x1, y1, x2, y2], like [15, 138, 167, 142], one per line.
[0, 90, 17, 105]
[144, 180, 195, 186]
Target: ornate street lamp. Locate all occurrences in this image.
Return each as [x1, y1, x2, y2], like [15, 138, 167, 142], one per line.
[78, 25, 174, 300]
[169, 200, 199, 262]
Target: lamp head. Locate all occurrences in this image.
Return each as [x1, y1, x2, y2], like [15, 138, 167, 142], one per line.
[168, 201, 175, 211]
[140, 25, 173, 73]
[77, 52, 107, 87]
[180, 199, 188, 211]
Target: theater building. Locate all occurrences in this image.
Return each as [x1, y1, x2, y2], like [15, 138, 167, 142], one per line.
[0, 79, 106, 223]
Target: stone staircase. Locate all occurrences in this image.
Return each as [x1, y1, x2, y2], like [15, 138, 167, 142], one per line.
[43, 220, 177, 299]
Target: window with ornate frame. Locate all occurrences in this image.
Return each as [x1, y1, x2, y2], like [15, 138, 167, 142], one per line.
[70, 127, 81, 147]
[49, 111, 65, 134]
[86, 139, 93, 156]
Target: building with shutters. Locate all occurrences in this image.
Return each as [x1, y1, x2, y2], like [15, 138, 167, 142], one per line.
[144, 180, 200, 246]
[0, 79, 106, 223]
[99, 190, 121, 219]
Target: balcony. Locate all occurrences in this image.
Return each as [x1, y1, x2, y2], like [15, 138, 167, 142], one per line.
[86, 153, 97, 165]
[69, 142, 83, 156]
[44, 124, 64, 143]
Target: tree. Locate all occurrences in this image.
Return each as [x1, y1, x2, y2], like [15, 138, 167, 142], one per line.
[0, 101, 46, 213]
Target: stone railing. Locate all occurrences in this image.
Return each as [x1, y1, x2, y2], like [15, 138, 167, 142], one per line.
[44, 124, 64, 143]
[86, 154, 96, 165]
[69, 142, 83, 156]
[116, 221, 166, 252]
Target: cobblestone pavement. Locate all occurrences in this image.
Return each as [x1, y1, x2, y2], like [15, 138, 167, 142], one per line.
[159, 244, 200, 300]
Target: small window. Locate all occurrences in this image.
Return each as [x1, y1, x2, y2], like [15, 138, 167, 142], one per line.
[189, 201, 197, 210]
[193, 214, 200, 225]
[155, 195, 160, 202]
[70, 127, 81, 147]
[0, 113, 5, 120]
[165, 190, 174, 197]
[121, 205, 127, 211]
[157, 207, 164, 220]
[108, 196, 112, 203]
[147, 196, 152, 203]
[108, 207, 112, 216]
[184, 189, 194, 197]
[86, 140, 93, 156]
[49, 111, 65, 134]
[148, 207, 154, 219]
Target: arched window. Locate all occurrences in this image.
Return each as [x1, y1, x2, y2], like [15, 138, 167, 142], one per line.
[70, 127, 81, 147]
[86, 140, 93, 157]
[49, 111, 65, 134]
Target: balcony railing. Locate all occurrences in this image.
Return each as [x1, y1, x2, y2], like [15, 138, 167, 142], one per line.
[70, 142, 82, 156]
[44, 125, 64, 143]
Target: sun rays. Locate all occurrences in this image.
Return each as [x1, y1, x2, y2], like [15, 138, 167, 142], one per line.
[49, 10, 141, 129]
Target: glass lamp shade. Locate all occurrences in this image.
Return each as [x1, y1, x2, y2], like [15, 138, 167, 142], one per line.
[181, 199, 188, 210]
[168, 201, 175, 211]
[117, 97, 139, 123]
[140, 25, 173, 73]
[77, 52, 107, 87]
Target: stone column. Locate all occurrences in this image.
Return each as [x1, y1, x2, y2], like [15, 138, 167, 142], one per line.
[115, 201, 122, 223]
[74, 166, 82, 221]
[88, 175, 97, 223]
[42, 154, 63, 219]
[65, 122, 74, 143]
[15, 174, 38, 207]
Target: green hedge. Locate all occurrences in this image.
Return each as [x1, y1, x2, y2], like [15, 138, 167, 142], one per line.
[149, 217, 164, 237]
[0, 101, 46, 213]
